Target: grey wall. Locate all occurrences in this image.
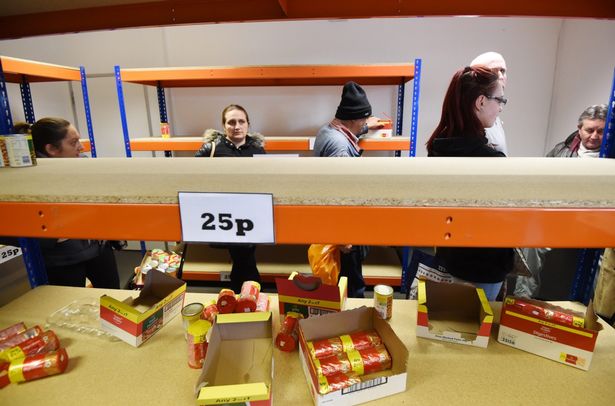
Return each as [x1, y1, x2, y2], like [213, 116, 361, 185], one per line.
[0, 17, 613, 158]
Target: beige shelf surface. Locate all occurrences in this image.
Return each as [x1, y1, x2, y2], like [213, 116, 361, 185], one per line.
[1, 286, 615, 405]
[2, 157, 615, 208]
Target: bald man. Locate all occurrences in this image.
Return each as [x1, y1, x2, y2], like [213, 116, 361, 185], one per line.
[471, 52, 509, 155]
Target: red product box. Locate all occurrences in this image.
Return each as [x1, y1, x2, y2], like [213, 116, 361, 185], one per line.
[498, 296, 604, 370]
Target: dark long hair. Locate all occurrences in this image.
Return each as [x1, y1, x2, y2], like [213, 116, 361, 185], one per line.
[426, 66, 499, 153]
[14, 117, 71, 155]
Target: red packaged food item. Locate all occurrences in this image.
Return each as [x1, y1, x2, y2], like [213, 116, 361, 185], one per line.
[317, 371, 361, 395]
[255, 293, 269, 312]
[0, 326, 43, 351]
[1, 331, 60, 363]
[7, 348, 69, 384]
[275, 312, 302, 352]
[0, 362, 9, 389]
[201, 301, 219, 324]
[235, 281, 261, 313]
[314, 344, 392, 377]
[186, 320, 211, 369]
[307, 330, 382, 359]
[0, 322, 27, 342]
[216, 289, 237, 314]
[507, 297, 585, 328]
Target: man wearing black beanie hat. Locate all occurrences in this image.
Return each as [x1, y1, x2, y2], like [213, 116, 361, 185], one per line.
[313, 82, 383, 297]
[314, 81, 381, 157]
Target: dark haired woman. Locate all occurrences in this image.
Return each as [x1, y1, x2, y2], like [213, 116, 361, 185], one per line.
[426, 66, 513, 300]
[14, 118, 120, 288]
[195, 105, 265, 292]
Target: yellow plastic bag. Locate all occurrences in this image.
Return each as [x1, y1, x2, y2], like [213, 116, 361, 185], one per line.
[308, 244, 341, 286]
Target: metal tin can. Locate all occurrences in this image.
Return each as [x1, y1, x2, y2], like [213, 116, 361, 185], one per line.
[186, 319, 211, 369]
[181, 303, 204, 339]
[374, 284, 393, 320]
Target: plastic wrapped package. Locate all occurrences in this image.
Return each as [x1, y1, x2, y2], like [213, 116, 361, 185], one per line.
[46, 297, 119, 341]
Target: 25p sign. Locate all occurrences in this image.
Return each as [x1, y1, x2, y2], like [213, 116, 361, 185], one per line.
[178, 192, 275, 244]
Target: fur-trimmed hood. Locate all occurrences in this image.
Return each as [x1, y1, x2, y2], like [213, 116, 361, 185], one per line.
[202, 129, 265, 148]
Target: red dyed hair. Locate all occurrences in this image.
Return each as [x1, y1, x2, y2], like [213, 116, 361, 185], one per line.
[426, 66, 499, 153]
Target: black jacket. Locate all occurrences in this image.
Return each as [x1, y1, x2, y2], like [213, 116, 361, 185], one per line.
[429, 133, 513, 283]
[195, 130, 266, 158]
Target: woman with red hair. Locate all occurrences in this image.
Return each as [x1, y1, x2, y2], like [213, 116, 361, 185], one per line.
[426, 65, 513, 300]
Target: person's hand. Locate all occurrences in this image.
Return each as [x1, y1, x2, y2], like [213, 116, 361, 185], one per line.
[366, 116, 385, 131]
[339, 244, 353, 253]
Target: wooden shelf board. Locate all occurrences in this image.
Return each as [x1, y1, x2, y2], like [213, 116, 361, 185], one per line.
[2, 157, 615, 247]
[181, 244, 402, 285]
[120, 64, 414, 87]
[0, 56, 81, 83]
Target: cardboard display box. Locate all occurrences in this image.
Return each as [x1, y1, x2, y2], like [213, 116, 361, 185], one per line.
[298, 306, 408, 405]
[416, 279, 493, 348]
[498, 296, 604, 370]
[195, 312, 273, 406]
[100, 269, 186, 347]
[276, 272, 347, 318]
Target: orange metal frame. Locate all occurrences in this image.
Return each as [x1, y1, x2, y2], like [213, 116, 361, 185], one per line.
[2, 202, 614, 248]
[120, 64, 414, 87]
[0, 56, 81, 83]
[128, 137, 410, 152]
[1, 1, 612, 40]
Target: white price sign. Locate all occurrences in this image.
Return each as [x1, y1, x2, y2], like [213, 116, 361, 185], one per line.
[0, 246, 22, 264]
[178, 192, 275, 244]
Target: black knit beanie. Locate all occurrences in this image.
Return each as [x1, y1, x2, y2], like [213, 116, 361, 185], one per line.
[335, 81, 372, 120]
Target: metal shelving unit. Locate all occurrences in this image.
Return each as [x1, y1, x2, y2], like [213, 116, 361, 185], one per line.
[114, 62, 420, 156]
[1, 157, 615, 288]
[0, 55, 98, 287]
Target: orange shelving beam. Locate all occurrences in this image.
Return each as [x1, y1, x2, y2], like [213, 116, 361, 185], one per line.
[0, 56, 81, 83]
[128, 137, 410, 152]
[120, 64, 414, 88]
[1, 202, 615, 248]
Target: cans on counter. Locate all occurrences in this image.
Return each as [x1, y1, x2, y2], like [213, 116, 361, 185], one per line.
[186, 319, 211, 369]
[181, 303, 204, 339]
[374, 284, 394, 320]
[0, 134, 36, 168]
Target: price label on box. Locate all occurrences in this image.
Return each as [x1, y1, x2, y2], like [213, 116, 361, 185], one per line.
[178, 192, 275, 244]
[0, 246, 22, 265]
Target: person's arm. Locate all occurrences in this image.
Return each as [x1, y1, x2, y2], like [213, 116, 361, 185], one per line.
[195, 142, 212, 157]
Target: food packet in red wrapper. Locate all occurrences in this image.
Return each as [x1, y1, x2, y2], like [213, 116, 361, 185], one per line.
[317, 371, 361, 395]
[235, 281, 261, 313]
[0, 331, 61, 363]
[307, 330, 382, 359]
[255, 293, 269, 312]
[506, 297, 585, 328]
[0, 322, 26, 342]
[314, 344, 392, 377]
[0, 326, 43, 351]
[216, 289, 237, 314]
[201, 301, 219, 324]
[5, 348, 69, 386]
[275, 312, 302, 352]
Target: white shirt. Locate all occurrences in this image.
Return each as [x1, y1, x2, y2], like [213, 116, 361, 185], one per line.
[485, 117, 508, 155]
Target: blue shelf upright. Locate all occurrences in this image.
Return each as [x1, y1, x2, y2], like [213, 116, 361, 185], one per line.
[569, 67, 615, 304]
[400, 58, 422, 294]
